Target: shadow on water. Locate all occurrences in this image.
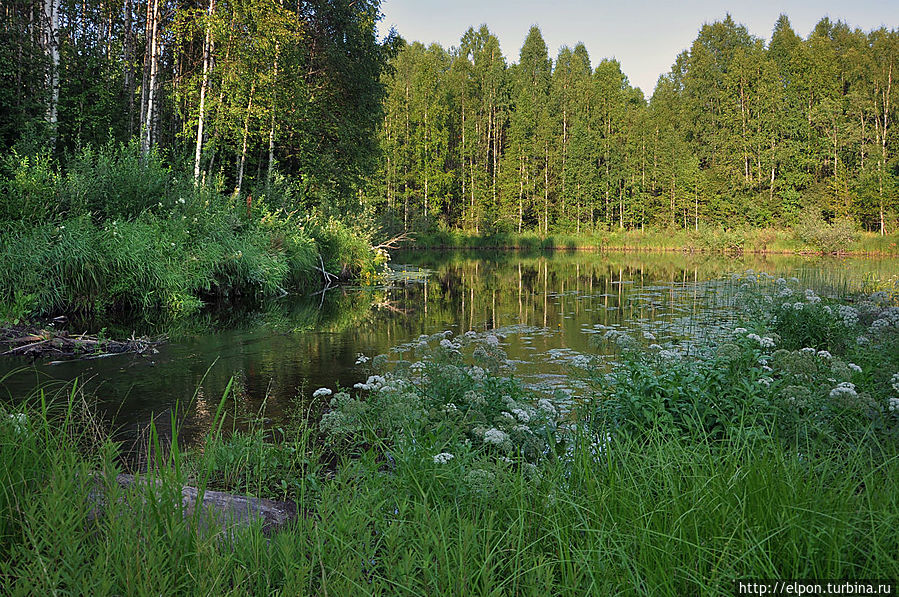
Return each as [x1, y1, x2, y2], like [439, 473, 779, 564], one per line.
[2, 250, 896, 452]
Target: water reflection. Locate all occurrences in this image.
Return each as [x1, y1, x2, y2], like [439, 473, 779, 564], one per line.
[1, 250, 895, 449]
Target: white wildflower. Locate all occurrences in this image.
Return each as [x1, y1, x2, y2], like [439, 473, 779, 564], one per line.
[848, 363, 862, 373]
[485, 334, 499, 347]
[838, 305, 859, 327]
[829, 382, 857, 400]
[889, 397, 899, 413]
[733, 327, 748, 335]
[776, 287, 794, 298]
[759, 336, 775, 348]
[468, 366, 486, 381]
[537, 398, 557, 418]
[7, 413, 27, 435]
[643, 331, 656, 341]
[758, 377, 773, 387]
[483, 428, 510, 446]
[817, 350, 832, 360]
[433, 452, 454, 464]
[800, 347, 817, 355]
[511, 408, 531, 423]
[571, 354, 592, 368]
[892, 373, 899, 394]
[312, 387, 332, 398]
[355, 354, 370, 365]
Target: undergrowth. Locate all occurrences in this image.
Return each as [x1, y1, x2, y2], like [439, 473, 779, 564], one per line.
[0, 143, 388, 321]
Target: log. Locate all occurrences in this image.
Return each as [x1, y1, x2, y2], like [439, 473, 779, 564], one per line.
[89, 473, 297, 538]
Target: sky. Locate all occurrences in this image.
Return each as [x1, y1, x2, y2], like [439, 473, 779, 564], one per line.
[378, 0, 895, 96]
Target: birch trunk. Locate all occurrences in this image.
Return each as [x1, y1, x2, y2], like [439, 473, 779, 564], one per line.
[235, 81, 256, 196]
[194, 0, 215, 180]
[142, 0, 161, 155]
[41, 0, 59, 148]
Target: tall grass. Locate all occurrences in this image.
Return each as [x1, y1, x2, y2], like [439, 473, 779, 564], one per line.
[1, 390, 897, 594]
[412, 226, 899, 256]
[0, 143, 386, 321]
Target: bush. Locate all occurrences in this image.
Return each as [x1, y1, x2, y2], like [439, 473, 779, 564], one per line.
[795, 209, 859, 253]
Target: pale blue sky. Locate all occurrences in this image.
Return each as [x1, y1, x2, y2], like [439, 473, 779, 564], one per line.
[378, 0, 895, 96]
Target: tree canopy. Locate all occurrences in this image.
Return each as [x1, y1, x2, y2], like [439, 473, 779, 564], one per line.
[370, 16, 898, 234]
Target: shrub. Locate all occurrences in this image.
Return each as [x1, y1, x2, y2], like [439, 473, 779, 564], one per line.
[795, 209, 859, 253]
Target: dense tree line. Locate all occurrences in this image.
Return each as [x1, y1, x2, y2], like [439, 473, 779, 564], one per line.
[0, 0, 392, 210]
[370, 16, 898, 234]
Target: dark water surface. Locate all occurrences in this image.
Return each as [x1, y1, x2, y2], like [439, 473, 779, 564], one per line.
[2, 250, 896, 448]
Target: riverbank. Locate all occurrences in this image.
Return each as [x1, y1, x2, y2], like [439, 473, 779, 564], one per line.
[411, 227, 899, 256]
[2, 273, 897, 593]
[0, 144, 386, 323]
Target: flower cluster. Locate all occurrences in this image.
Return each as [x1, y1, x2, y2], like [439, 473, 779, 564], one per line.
[829, 382, 857, 400]
[433, 452, 454, 464]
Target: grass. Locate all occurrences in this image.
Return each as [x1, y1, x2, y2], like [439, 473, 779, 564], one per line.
[411, 227, 899, 256]
[0, 397, 896, 594]
[0, 144, 387, 323]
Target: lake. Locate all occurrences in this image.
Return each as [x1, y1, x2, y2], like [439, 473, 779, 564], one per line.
[2, 250, 896, 450]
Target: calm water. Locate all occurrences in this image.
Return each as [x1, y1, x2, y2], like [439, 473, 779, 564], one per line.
[2, 250, 897, 448]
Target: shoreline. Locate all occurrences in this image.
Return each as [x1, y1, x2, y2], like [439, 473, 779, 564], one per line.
[399, 230, 899, 257]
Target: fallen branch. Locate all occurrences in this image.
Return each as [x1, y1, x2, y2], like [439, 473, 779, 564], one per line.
[0, 324, 164, 361]
[373, 230, 415, 251]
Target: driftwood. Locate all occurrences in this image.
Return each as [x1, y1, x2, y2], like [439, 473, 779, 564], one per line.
[373, 230, 415, 251]
[0, 325, 163, 361]
[88, 473, 297, 538]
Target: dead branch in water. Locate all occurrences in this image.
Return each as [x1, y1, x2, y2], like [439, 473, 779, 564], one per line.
[373, 231, 415, 251]
[0, 325, 164, 361]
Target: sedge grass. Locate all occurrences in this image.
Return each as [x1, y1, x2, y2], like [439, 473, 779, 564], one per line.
[1, 386, 897, 595]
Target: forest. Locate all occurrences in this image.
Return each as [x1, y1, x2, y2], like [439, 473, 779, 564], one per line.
[0, 0, 392, 204]
[0, 0, 394, 319]
[371, 16, 898, 236]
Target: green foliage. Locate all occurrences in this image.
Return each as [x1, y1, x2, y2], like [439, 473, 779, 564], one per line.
[3, 277, 899, 592]
[589, 277, 898, 451]
[319, 331, 560, 464]
[58, 141, 174, 221]
[796, 209, 861, 253]
[371, 18, 899, 236]
[0, 150, 59, 223]
[0, 141, 389, 320]
[771, 302, 851, 354]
